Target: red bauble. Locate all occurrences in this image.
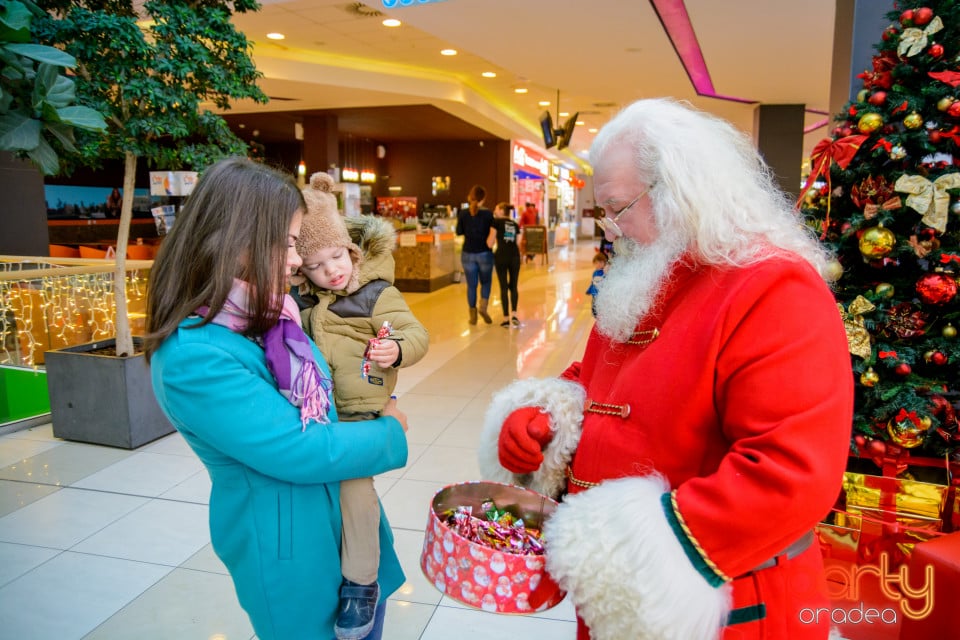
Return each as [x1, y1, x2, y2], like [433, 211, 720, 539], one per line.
[900, 9, 915, 25]
[841, 126, 853, 137]
[867, 438, 887, 457]
[883, 27, 899, 41]
[854, 434, 868, 450]
[914, 7, 934, 26]
[930, 129, 943, 144]
[868, 91, 888, 106]
[895, 362, 913, 376]
[949, 101, 960, 118]
[916, 272, 959, 305]
[929, 43, 945, 59]
[932, 351, 948, 366]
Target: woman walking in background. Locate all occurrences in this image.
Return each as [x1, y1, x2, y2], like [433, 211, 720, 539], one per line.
[456, 184, 495, 324]
[492, 201, 521, 327]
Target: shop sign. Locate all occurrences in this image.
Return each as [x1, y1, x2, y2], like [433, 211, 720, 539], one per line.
[512, 143, 548, 177]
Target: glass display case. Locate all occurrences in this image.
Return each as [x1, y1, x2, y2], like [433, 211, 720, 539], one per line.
[0, 256, 152, 428]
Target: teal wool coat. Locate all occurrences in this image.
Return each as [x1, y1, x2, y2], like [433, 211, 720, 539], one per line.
[150, 319, 407, 639]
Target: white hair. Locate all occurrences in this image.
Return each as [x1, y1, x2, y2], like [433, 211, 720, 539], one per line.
[589, 98, 833, 277]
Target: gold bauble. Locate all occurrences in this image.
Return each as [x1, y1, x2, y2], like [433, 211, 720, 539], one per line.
[944, 323, 958, 339]
[858, 113, 884, 134]
[824, 259, 844, 282]
[888, 416, 926, 448]
[857, 89, 870, 103]
[860, 367, 880, 387]
[904, 112, 924, 129]
[938, 96, 957, 112]
[875, 282, 895, 298]
[859, 225, 897, 260]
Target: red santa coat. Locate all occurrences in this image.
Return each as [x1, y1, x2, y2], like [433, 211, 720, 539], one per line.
[479, 254, 853, 640]
[563, 256, 852, 638]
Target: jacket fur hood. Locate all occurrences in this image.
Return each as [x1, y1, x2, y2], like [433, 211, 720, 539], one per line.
[347, 215, 398, 287]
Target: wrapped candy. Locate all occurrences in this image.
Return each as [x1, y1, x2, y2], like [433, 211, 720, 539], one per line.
[441, 500, 546, 556]
[361, 320, 394, 379]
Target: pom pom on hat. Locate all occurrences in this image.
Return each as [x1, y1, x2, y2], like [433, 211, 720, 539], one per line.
[295, 172, 362, 291]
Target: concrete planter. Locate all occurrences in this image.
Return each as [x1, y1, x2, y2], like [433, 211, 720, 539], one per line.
[46, 338, 174, 449]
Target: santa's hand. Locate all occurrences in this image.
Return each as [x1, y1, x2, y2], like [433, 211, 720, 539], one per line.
[498, 407, 553, 473]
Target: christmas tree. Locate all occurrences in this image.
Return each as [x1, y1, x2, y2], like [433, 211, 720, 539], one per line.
[800, 1, 960, 469]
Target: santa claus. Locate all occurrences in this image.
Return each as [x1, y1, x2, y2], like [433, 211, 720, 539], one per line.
[478, 98, 853, 640]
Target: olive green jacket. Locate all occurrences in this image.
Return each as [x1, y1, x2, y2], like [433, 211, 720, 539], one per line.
[301, 215, 429, 414]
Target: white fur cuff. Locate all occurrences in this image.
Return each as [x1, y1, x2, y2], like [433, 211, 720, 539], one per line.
[544, 475, 731, 640]
[477, 377, 585, 499]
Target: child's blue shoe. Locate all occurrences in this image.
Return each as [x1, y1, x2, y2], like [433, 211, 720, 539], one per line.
[334, 579, 379, 640]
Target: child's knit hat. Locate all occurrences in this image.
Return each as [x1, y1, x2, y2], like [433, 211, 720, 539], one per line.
[294, 172, 362, 292]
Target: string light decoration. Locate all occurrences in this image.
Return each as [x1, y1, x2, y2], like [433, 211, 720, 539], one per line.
[0, 259, 149, 368]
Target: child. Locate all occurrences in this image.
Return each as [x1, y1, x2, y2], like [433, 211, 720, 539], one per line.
[292, 172, 429, 640]
[586, 251, 608, 318]
[492, 202, 521, 327]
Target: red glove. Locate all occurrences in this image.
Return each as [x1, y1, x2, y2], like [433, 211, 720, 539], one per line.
[498, 407, 553, 473]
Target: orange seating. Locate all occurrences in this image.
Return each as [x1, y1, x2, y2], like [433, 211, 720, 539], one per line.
[49, 244, 80, 258]
[79, 245, 109, 259]
[126, 244, 154, 260]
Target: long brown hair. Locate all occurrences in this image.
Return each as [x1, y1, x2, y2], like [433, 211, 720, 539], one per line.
[468, 184, 486, 216]
[144, 157, 305, 362]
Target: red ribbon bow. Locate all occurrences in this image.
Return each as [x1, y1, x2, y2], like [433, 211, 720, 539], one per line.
[929, 70, 960, 87]
[941, 253, 960, 264]
[879, 350, 898, 359]
[797, 135, 869, 237]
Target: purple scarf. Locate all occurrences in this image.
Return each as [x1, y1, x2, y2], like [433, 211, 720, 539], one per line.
[198, 279, 332, 430]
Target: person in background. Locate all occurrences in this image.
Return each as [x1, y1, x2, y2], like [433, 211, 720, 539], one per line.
[519, 201, 540, 263]
[478, 98, 852, 640]
[491, 201, 522, 327]
[456, 184, 495, 324]
[106, 187, 122, 218]
[292, 171, 429, 640]
[585, 250, 608, 318]
[145, 157, 409, 640]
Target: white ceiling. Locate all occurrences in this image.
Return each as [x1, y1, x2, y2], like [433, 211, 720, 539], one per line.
[226, 0, 843, 173]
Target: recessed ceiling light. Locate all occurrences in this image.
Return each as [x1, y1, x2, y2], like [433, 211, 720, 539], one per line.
[588, 128, 598, 133]
[559, 111, 569, 117]
[440, 49, 457, 56]
[382, 18, 401, 27]
[266, 32, 285, 40]
[538, 101, 550, 107]
[576, 120, 584, 125]
[514, 87, 528, 94]
[481, 71, 497, 78]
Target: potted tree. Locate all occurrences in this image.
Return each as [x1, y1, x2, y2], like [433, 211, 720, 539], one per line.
[34, 0, 268, 448]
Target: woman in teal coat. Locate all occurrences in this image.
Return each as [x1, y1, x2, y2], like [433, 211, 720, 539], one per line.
[145, 157, 408, 640]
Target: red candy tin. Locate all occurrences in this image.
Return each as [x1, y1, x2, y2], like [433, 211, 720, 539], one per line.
[420, 481, 565, 613]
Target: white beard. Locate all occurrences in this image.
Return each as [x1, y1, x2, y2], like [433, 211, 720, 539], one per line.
[594, 233, 686, 343]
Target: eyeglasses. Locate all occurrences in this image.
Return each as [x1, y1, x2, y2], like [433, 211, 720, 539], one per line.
[595, 185, 652, 238]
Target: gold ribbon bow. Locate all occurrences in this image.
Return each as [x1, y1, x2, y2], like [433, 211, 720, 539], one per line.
[898, 16, 944, 57]
[894, 172, 960, 232]
[839, 295, 875, 359]
[863, 195, 902, 219]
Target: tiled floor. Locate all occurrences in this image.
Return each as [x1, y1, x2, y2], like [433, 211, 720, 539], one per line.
[0, 239, 599, 639]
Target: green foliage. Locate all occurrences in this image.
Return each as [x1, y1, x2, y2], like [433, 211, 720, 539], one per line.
[800, 0, 960, 461]
[32, 0, 267, 173]
[0, 0, 106, 175]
